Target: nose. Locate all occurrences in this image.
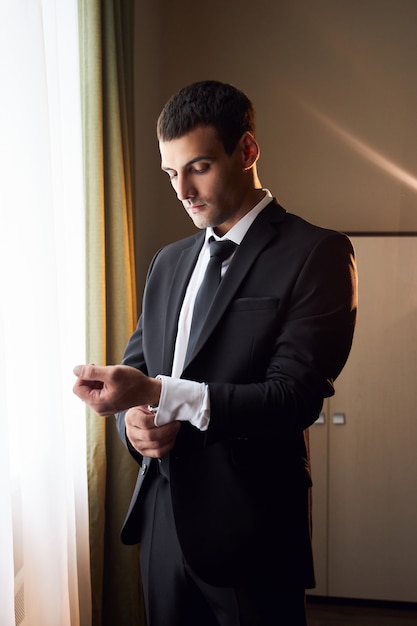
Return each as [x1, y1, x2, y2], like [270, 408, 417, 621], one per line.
[175, 172, 196, 202]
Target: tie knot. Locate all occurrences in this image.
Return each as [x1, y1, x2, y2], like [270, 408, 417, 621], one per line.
[209, 238, 237, 262]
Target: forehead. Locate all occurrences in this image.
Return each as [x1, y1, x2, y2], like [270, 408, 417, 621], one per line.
[159, 125, 226, 170]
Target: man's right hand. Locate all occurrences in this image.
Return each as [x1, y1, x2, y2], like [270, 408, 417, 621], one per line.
[72, 364, 162, 416]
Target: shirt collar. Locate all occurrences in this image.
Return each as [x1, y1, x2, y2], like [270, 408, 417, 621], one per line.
[206, 189, 273, 245]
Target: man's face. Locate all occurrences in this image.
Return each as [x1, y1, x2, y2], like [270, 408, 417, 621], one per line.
[159, 125, 251, 236]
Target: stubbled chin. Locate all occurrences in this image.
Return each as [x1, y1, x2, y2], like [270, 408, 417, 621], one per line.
[190, 216, 209, 230]
[186, 209, 210, 230]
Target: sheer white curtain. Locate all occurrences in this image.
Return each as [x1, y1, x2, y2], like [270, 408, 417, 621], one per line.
[0, 2, 91, 625]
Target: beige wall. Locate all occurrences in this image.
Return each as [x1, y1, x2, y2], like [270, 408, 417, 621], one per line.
[133, 0, 417, 297]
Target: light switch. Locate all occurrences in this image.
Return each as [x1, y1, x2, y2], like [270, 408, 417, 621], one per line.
[332, 412, 346, 425]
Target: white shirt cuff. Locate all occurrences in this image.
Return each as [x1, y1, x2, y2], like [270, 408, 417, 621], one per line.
[153, 375, 210, 431]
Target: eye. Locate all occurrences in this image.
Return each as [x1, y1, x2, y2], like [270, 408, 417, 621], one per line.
[191, 163, 210, 175]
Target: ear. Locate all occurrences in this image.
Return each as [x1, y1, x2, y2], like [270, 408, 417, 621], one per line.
[239, 132, 260, 170]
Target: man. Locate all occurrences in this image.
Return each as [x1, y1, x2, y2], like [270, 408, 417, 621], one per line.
[73, 80, 358, 625]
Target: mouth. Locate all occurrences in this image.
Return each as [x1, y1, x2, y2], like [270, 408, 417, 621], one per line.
[186, 202, 206, 212]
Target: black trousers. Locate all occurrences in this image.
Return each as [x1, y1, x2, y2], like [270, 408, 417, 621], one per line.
[138, 461, 308, 626]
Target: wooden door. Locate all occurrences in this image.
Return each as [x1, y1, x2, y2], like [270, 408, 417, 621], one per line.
[309, 236, 417, 602]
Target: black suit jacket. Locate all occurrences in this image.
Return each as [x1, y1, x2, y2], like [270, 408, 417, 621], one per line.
[116, 200, 357, 588]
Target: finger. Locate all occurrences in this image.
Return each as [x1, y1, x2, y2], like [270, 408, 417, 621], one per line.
[130, 436, 176, 458]
[127, 405, 153, 417]
[135, 423, 180, 451]
[73, 363, 105, 380]
[127, 420, 179, 447]
[126, 408, 157, 430]
[73, 363, 88, 377]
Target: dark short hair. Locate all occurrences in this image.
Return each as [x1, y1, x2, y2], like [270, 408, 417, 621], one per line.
[157, 80, 256, 154]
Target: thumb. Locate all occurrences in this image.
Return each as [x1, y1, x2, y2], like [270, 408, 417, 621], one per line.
[73, 363, 97, 378]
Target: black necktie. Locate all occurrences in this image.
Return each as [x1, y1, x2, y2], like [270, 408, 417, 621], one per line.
[186, 237, 237, 361]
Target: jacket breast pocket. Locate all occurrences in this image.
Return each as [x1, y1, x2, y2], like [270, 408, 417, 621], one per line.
[229, 296, 279, 312]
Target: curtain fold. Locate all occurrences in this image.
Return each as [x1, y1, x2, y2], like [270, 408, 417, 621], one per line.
[0, 1, 90, 625]
[78, 1, 144, 624]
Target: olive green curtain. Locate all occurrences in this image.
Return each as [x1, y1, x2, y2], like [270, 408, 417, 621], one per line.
[78, 1, 145, 624]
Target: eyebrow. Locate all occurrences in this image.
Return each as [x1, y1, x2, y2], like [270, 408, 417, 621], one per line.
[161, 155, 215, 173]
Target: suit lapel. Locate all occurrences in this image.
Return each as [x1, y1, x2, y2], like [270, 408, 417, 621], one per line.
[183, 201, 286, 369]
